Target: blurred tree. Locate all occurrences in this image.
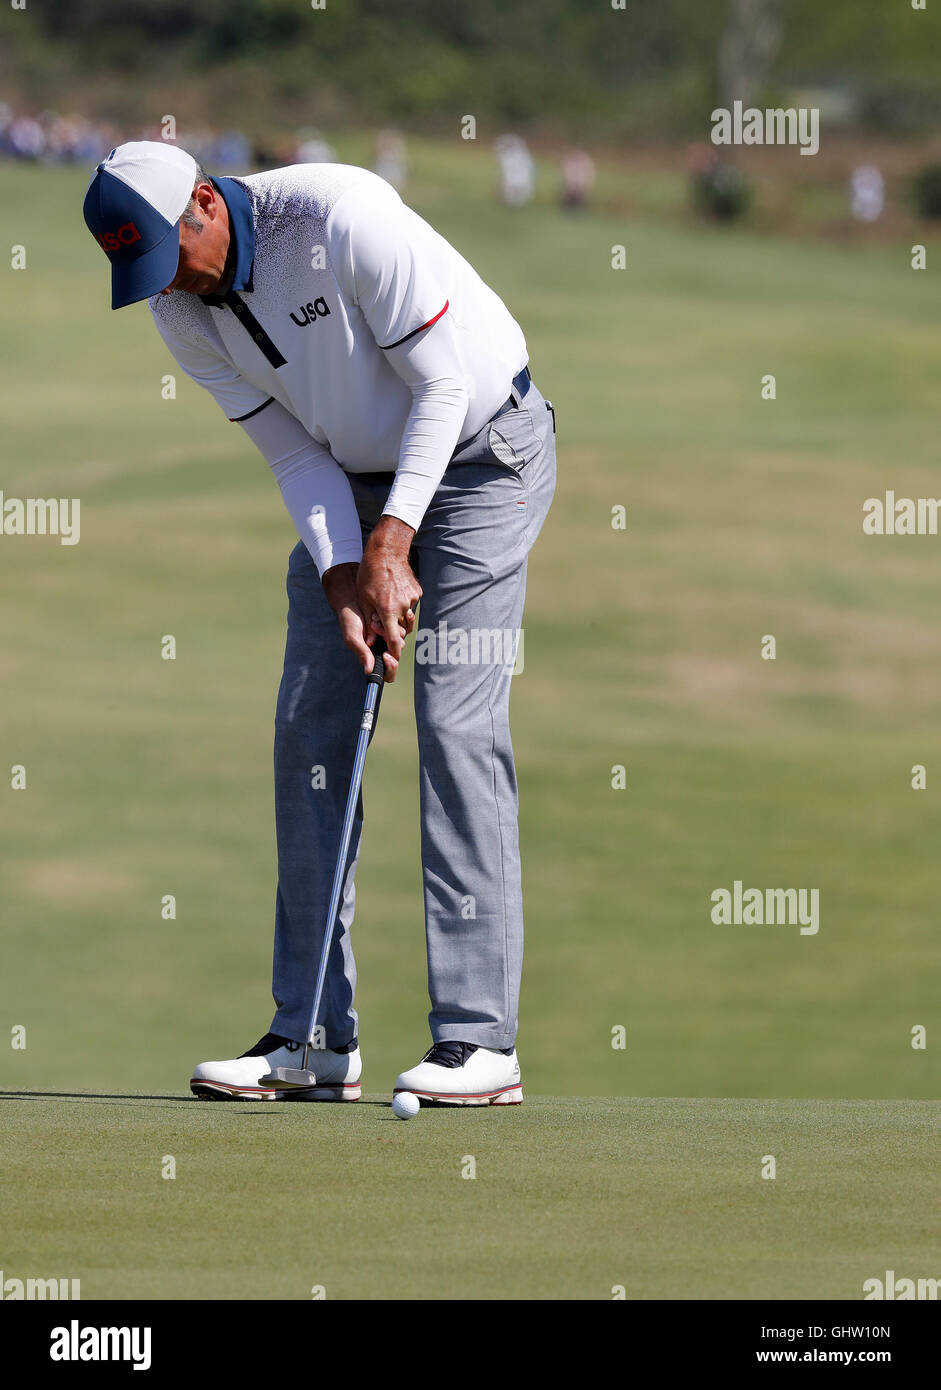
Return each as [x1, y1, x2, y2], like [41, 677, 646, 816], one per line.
[718, 0, 782, 109]
[4, 0, 939, 136]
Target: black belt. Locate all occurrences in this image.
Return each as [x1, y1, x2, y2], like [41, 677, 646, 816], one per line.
[491, 365, 532, 422]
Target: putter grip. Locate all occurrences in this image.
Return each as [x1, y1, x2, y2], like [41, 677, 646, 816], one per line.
[366, 636, 387, 686]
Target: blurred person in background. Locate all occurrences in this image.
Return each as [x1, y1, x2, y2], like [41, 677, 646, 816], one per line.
[849, 164, 885, 223]
[374, 128, 407, 191]
[495, 134, 535, 207]
[295, 128, 336, 164]
[559, 147, 596, 211]
[8, 112, 44, 160]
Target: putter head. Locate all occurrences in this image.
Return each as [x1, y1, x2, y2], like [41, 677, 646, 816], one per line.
[260, 1066, 318, 1089]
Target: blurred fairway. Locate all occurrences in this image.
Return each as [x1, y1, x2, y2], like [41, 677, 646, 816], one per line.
[1, 1093, 937, 1300]
[1, 138, 941, 1112]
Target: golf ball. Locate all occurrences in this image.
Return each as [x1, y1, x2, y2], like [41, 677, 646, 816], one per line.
[392, 1091, 421, 1119]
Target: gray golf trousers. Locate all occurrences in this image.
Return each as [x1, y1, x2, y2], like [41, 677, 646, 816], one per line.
[269, 381, 556, 1051]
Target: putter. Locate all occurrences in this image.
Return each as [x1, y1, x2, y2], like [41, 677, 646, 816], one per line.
[261, 636, 388, 1091]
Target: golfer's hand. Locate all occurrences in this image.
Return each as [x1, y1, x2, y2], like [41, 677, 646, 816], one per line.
[321, 561, 393, 679]
[357, 517, 421, 676]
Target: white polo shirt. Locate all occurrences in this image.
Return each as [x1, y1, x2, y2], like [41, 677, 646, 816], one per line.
[150, 164, 528, 571]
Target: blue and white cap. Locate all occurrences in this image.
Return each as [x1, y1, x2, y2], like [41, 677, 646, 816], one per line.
[83, 141, 199, 309]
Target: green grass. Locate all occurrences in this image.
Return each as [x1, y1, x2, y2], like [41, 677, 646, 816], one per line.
[1, 148, 940, 1296]
[1, 1094, 937, 1300]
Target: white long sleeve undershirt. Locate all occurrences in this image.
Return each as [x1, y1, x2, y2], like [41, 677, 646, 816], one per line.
[238, 401, 363, 578]
[379, 311, 470, 531]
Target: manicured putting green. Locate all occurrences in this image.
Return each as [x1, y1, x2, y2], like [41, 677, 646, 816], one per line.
[1, 1094, 936, 1300]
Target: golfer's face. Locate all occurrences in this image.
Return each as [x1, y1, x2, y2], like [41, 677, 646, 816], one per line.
[160, 192, 229, 296]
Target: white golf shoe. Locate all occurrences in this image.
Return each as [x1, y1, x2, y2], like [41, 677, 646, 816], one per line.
[393, 1040, 523, 1106]
[190, 1032, 362, 1101]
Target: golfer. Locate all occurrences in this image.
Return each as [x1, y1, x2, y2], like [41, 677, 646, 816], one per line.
[83, 142, 555, 1104]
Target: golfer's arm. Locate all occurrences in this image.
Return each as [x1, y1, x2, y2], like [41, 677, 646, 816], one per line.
[238, 400, 363, 577]
[328, 187, 469, 536]
[378, 317, 469, 533]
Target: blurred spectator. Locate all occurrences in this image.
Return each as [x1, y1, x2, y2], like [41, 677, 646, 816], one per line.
[8, 113, 45, 159]
[375, 128, 407, 190]
[687, 141, 750, 222]
[560, 147, 595, 210]
[0, 102, 13, 156]
[45, 113, 99, 162]
[849, 164, 885, 223]
[295, 129, 336, 164]
[0, 103, 116, 163]
[495, 134, 534, 207]
[177, 127, 215, 166]
[912, 162, 941, 220]
[206, 130, 252, 171]
[252, 140, 280, 170]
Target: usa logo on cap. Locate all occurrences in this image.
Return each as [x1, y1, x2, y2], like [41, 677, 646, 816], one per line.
[82, 141, 198, 309]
